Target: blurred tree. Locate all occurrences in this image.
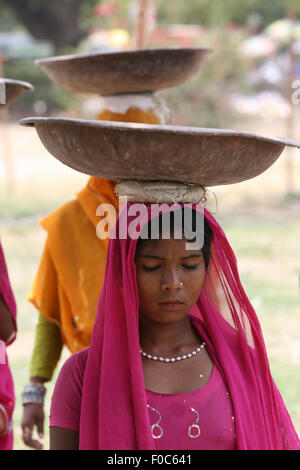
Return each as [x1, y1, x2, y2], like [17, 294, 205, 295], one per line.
[1, 0, 86, 52]
[160, 27, 252, 128]
[0, 0, 16, 31]
[83, 0, 300, 30]
[2, 0, 300, 54]
[155, 0, 300, 30]
[1, 0, 299, 119]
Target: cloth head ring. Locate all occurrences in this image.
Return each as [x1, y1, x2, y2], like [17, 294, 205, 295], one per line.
[114, 181, 207, 204]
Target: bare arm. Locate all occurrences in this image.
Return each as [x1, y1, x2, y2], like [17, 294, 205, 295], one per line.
[21, 377, 47, 450]
[21, 313, 64, 449]
[0, 293, 15, 343]
[50, 426, 79, 450]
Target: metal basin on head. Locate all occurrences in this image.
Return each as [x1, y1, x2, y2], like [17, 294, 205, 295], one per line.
[35, 47, 212, 95]
[0, 79, 33, 108]
[19, 117, 300, 187]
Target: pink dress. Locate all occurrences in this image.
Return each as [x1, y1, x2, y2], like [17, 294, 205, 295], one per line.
[76, 204, 300, 449]
[50, 348, 236, 450]
[0, 242, 17, 450]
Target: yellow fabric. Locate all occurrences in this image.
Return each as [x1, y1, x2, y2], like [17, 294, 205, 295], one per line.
[28, 178, 119, 353]
[28, 106, 161, 360]
[95, 107, 160, 124]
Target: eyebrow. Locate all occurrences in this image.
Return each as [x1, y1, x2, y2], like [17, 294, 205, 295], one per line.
[137, 254, 203, 260]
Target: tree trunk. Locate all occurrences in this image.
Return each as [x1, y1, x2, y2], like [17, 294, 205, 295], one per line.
[134, 0, 150, 49]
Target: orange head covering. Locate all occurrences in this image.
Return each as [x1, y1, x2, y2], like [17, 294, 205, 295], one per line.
[28, 99, 162, 352]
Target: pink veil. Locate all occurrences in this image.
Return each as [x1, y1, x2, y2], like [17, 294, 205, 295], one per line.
[79, 203, 300, 450]
[0, 242, 17, 339]
[0, 241, 17, 450]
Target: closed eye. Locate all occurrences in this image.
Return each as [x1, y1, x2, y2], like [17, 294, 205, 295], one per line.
[142, 265, 160, 272]
[182, 265, 200, 270]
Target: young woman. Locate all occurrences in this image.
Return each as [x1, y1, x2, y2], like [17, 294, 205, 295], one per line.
[0, 241, 17, 450]
[49, 203, 300, 450]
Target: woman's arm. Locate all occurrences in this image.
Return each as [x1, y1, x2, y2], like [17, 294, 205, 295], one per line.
[0, 293, 15, 343]
[21, 313, 63, 449]
[29, 313, 63, 381]
[50, 427, 79, 450]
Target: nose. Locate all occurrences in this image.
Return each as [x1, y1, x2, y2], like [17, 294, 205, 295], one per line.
[161, 268, 183, 291]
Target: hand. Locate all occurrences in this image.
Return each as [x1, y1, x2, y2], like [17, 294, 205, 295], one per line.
[21, 403, 44, 450]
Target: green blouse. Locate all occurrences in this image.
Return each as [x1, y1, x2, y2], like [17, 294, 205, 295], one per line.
[29, 313, 63, 381]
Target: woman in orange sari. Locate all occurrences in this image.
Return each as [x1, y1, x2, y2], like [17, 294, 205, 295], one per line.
[21, 95, 167, 449]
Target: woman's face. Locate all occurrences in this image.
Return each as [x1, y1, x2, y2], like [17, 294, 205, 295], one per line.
[135, 236, 206, 325]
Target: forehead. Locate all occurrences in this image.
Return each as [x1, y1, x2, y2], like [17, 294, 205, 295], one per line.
[135, 237, 203, 257]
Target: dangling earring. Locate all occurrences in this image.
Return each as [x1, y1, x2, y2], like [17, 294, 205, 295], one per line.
[147, 404, 163, 439]
[188, 407, 201, 439]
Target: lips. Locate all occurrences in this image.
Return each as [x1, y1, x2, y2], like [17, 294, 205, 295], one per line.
[159, 299, 184, 311]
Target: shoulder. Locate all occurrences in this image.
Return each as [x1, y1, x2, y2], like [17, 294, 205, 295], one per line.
[58, 348, 89, 385]
[53, 348, 89, 400]
[39, 199, 85, 232]
[50, 349, 89, 431]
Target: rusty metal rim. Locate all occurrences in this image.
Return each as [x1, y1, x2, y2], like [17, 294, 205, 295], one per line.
[18, 117, 300, 149]
[35, 47, 213, 66]
[0, 78, 34, 91]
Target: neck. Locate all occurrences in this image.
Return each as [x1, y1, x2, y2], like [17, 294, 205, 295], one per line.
[139, 315, 201, 355]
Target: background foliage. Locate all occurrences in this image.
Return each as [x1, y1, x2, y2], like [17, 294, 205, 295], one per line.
[0, 0, 277, 125]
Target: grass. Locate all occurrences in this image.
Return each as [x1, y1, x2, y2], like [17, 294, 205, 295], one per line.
[1, 122, 300, 449]
[0, 196, 66, 219]
[2, 195, 300, 450]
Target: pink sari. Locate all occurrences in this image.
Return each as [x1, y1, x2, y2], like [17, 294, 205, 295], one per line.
[0, 242, 17, 450]
[79, 203, 300, 450]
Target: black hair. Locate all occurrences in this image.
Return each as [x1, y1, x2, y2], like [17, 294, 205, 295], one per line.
[137, 207, 213, 269]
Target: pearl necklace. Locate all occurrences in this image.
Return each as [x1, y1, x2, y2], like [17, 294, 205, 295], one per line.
[140, 341, 206, 363]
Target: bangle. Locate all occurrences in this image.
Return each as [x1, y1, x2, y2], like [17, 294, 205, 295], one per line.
[0, 404, 12, 437]
[21, 384, 46, 405]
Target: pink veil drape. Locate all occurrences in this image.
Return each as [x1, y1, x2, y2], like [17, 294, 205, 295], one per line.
[0, 241, 17, 450]
[79, 203, 300, 450]
[0, 242, 17, 338]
